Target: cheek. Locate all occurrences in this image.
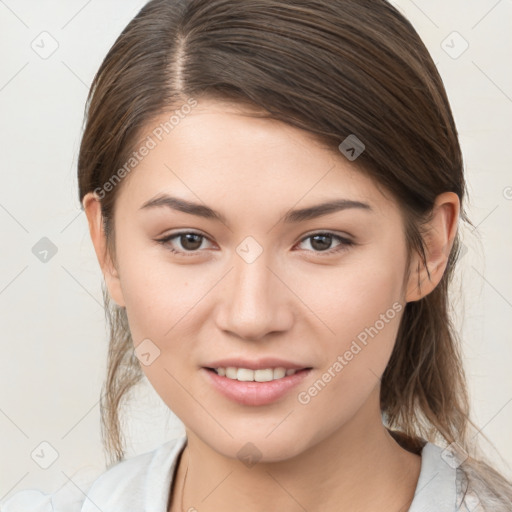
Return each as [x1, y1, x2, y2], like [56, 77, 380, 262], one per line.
[117, 241, 202, 343]
[291, 246, 407, 395]
[293, 246, 406, 335]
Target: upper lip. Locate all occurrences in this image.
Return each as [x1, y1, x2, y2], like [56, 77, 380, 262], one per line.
[203, 358, 311, 370]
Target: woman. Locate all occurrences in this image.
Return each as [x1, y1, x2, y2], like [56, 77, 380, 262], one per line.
[2, 0, 511, 510]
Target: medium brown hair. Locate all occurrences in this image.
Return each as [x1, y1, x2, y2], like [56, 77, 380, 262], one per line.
[77, 0, 512, 505]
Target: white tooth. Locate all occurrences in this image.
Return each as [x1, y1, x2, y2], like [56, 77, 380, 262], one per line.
[273, 367, 286, 379]
[254, 369, 274, 382]
[237, 368, 255, 381]
[220, 366, 294, 381]
[226, 367, 238, 379]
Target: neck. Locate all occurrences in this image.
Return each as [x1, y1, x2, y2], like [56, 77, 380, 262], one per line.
[170, 388, 421, 512]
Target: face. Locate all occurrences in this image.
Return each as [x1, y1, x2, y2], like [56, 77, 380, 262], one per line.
[100, 98, 414, 461]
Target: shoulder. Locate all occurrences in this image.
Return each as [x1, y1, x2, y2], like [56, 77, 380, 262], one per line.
[408, 441, 512, 511]
[82, 435, 186, 510]
[0, 436, 187, 512]
[456, 458, 512, 512]
[408, 441, 458, 511]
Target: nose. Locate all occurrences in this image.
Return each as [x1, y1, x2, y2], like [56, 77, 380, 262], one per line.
[215, 252, 294, 341]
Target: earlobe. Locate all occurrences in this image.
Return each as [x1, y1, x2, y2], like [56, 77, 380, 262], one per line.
[82, 193, 126, 308]
[405, 192, 460, 303]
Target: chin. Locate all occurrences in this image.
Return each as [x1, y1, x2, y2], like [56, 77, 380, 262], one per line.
[190, 420, 318, 464]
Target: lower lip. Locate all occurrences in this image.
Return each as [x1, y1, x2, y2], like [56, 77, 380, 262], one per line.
[202, 368, 312, 406]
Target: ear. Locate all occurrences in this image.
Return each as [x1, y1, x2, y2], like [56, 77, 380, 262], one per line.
[405, 192, 460, 302]
[82, 192, 126, 307]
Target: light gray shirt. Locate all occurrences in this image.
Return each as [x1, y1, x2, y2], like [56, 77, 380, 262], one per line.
[0, 435, 507, 511]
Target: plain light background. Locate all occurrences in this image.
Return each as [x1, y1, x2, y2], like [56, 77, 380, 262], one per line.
[1, 0, 511, 501]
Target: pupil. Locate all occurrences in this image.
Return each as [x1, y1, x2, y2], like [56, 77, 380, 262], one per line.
[311, 234, 332, 251]
[182, 234, 202, 251]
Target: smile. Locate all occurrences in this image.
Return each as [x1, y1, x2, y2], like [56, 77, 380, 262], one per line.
[210, 367, 301, 382]
[203, 366, 312, 406]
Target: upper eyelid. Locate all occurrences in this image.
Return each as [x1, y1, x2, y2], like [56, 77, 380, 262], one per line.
[157, 230, 354, 249]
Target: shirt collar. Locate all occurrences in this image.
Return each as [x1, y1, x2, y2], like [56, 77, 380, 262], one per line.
[81, 435, 187, 511]
[408, 442, 457, 512]
[82, 436, 456, 512]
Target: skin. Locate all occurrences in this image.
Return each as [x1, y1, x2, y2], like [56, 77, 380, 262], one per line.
[83, 98, 460, 512]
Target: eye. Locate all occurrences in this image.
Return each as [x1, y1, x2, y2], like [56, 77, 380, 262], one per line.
[296, 232, 354, 255]
[156, 231, 213, 256]
[156, 230, 355, 257]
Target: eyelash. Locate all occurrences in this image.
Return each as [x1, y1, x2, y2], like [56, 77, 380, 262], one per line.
[155, 231, 355, 257]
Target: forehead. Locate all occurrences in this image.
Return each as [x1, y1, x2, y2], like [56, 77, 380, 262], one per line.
[114, 98, 397, 220]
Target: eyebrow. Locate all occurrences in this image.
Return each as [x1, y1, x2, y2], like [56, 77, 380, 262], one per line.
[139, 194, 372, 224]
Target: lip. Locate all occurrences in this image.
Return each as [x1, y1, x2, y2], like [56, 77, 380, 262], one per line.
[201, 367, 312, 406]
[203, 357, 308, 370]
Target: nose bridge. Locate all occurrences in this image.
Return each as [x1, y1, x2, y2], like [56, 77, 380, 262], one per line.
[217, 245, 291, 340]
